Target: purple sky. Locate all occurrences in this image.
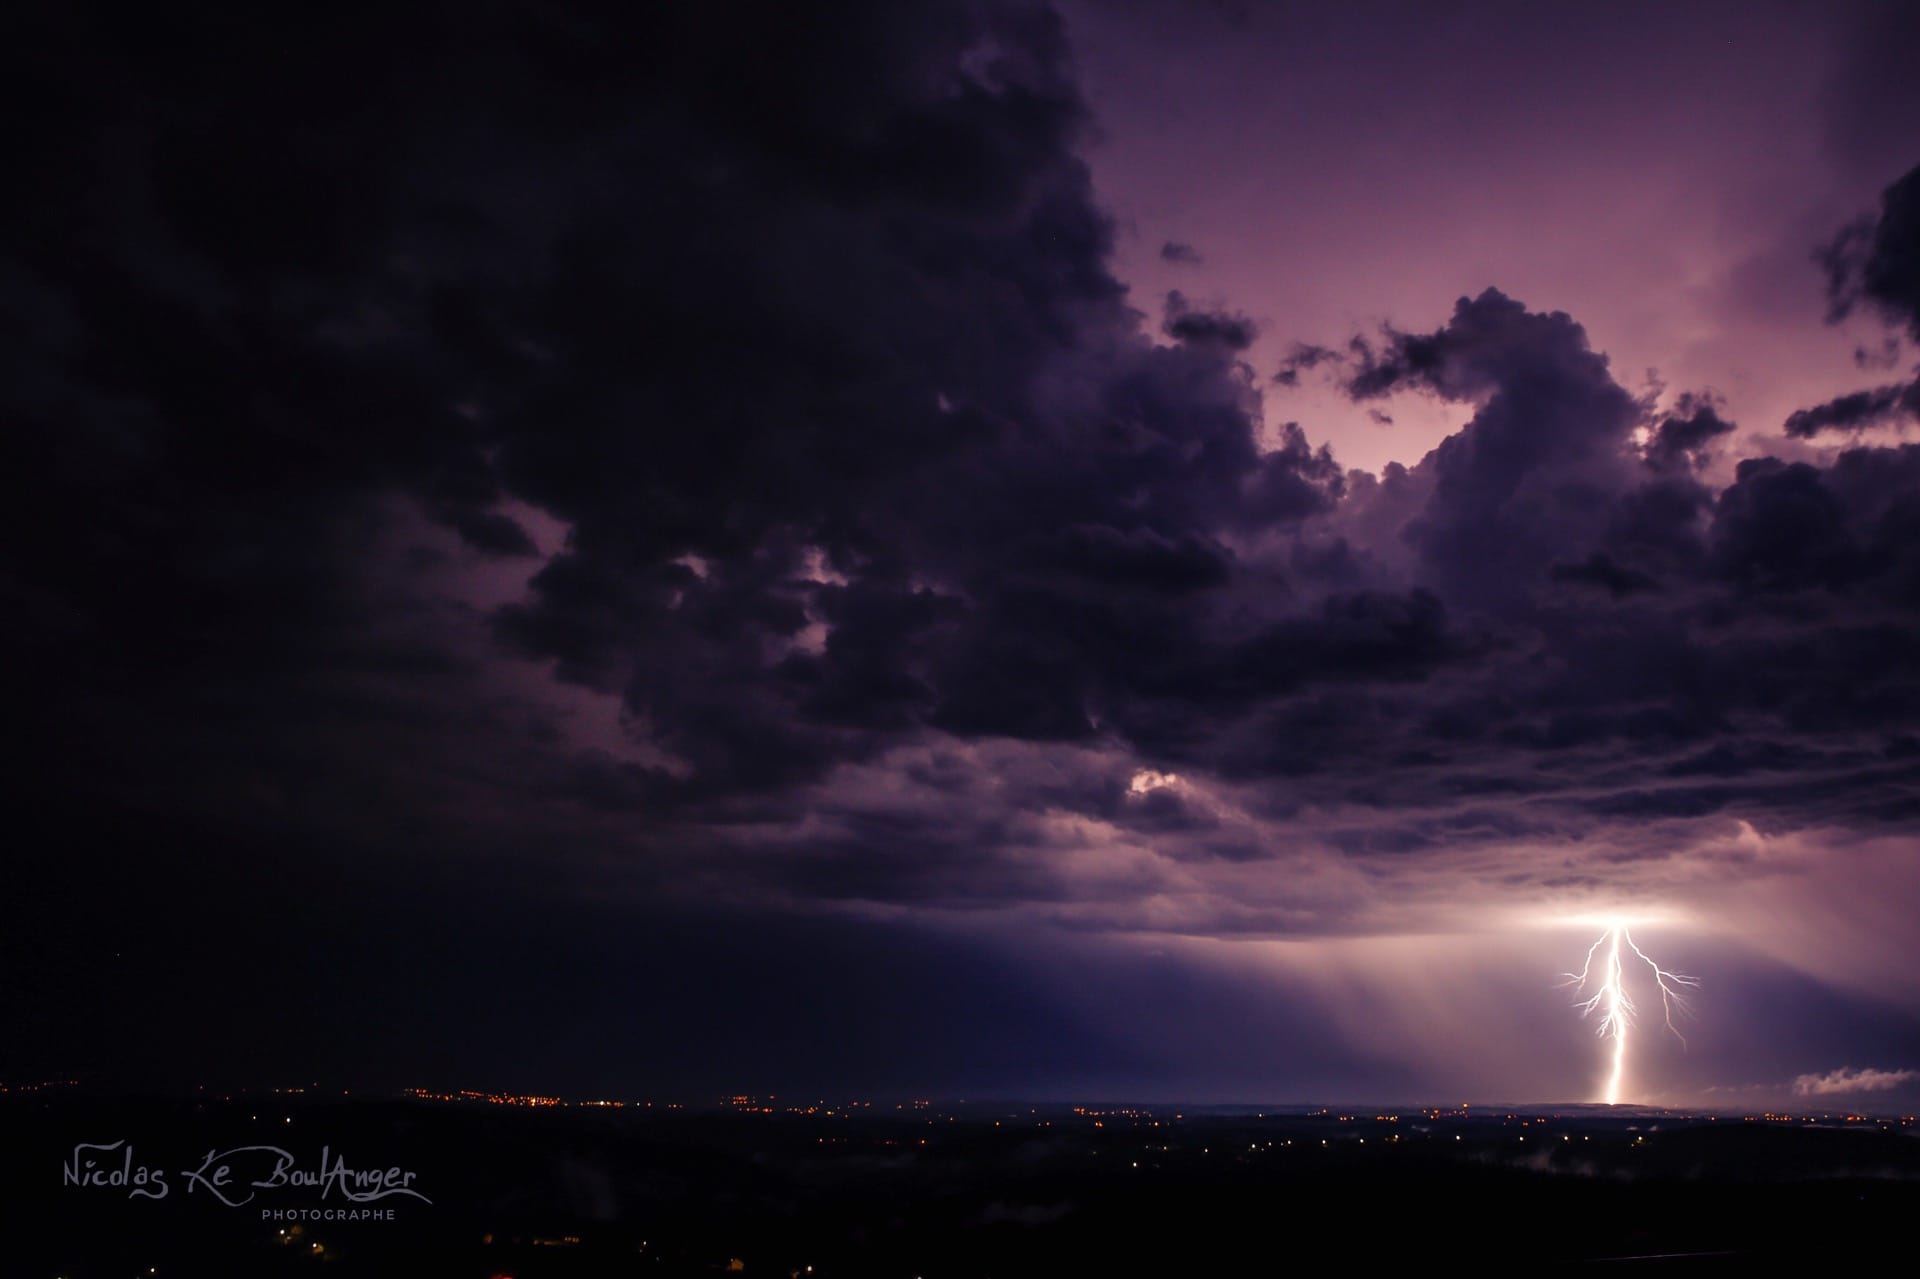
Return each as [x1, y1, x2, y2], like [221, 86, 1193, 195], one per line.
[1070, 0, 1920, 477]
[6, 0, 1920, 1108]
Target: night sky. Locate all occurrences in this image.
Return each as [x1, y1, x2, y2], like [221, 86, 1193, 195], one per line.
[7, 0, 1920, 1109]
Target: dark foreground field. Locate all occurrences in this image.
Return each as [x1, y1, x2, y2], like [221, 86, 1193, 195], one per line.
[5, 1092, 1916, 1276]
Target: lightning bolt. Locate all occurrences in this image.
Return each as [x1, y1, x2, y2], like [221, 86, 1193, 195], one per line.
[1562, 922, 1698, 1105]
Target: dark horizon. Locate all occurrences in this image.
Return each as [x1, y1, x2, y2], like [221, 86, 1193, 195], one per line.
[13, 1087, 1916, 1276]
[19, 1079, 1910, 1125]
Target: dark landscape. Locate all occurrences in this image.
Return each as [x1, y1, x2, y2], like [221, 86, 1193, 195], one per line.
[9, 1084, 1919, 1275]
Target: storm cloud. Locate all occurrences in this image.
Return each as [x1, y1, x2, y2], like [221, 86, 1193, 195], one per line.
[7, 0, 1920, 1103]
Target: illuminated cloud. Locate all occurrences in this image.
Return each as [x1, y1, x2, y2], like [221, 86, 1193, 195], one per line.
[1793, 1067, 1920, 1097]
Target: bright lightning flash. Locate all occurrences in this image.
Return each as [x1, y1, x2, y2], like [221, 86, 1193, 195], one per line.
[1562, 922, 1698, 1105]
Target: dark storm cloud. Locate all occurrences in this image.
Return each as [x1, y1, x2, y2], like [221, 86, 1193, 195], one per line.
[1271, 341, 1338, 387]
[1161, 289, 1256, 349]
[1548, 553, 1661, 599]
[1644, 392, 1736, 470]
[2, 1, 1336, 871]
[9, 0, 1920, 973]
[1794, 162, 1920, 433]
[1227, 253, 1920, 880]
[1784, 380, 1920, 436]
[1340, 289, 1646, 606]
[1822, 161, 1920, 337]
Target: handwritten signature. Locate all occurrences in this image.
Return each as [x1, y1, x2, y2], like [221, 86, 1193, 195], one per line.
[63, 1141, 432, 1206]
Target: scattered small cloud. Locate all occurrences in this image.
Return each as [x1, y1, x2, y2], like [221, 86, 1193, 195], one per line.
[1273, 342, 1340, 386]
[1163, 289, 1255, 349]
[1793, 1066, 1919, 1096]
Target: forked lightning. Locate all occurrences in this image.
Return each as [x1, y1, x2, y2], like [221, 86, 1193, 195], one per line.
[1563, 922, 1699, 1105]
